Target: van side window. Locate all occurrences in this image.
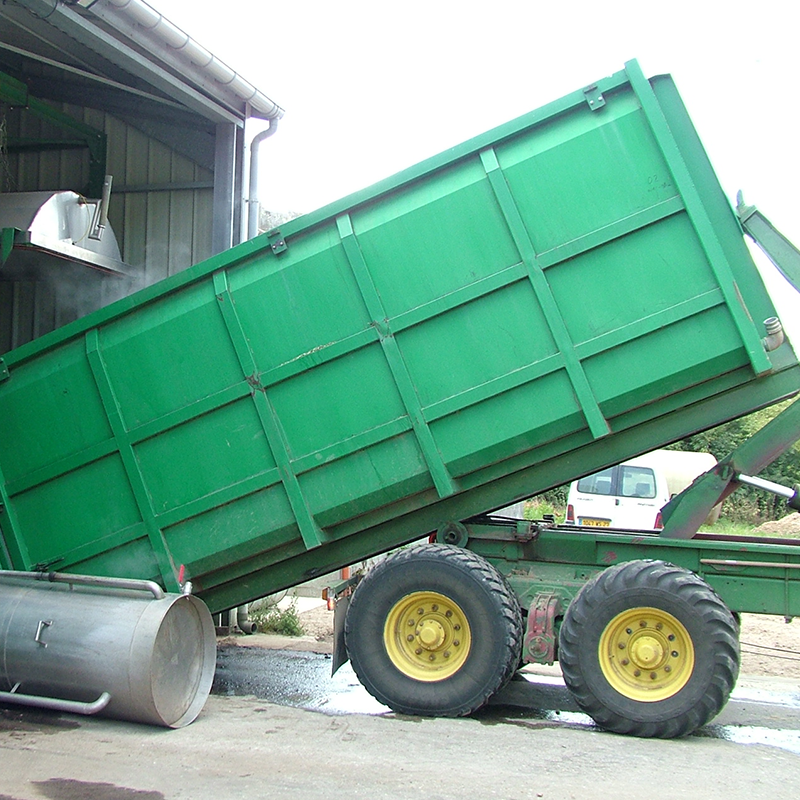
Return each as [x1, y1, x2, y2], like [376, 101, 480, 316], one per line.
[576, 467, 614, 495]
[620, 466, 656, 499]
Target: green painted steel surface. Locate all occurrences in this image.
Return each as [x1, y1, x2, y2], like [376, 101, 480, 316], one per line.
[1, 61, 798, 612]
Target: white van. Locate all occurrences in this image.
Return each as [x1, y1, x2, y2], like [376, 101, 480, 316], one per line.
[564, 450, 718, 531]
[565, 454, 669, 531]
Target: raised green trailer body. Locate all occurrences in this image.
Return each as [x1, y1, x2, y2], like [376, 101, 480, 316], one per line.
[1, 61, 798, 619]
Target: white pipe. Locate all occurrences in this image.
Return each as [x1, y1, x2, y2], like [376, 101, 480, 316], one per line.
[248, 119, 279, 240]
[736, 473, 795, 499]
[0, 688, 112, 716]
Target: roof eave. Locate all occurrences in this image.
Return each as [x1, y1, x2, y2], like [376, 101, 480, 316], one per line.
[16, 0, 284, 124]
[90, 0, 284, 121]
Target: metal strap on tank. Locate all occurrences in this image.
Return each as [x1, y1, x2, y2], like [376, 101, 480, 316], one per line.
[479, 147, 610, 441]
[624, 59, 772, 377]
[212, 270, 327, 550]
[85, 329, 181, 591]
[335, 213, 458, 499]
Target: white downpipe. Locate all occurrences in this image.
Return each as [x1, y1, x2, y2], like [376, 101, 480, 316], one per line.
[248, 119, 279, 240]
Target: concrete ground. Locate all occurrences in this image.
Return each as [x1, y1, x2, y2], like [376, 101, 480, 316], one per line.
[3, 688, 800, 800]
[4, 652, 800, 800]
[3, 597, 800, 799]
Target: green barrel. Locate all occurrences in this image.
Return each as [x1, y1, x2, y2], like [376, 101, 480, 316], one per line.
[1, 61, 798, 611]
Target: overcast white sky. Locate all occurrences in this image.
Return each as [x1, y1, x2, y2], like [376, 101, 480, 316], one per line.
[152, 0, 800, 237]
[150, 0, 800, 332]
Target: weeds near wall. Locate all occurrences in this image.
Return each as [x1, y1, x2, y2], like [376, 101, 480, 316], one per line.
[250, 598, 305, 637]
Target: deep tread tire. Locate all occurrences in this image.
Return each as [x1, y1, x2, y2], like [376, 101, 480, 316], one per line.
[559, 559, 739, 738]
[345, 544, 523, 716]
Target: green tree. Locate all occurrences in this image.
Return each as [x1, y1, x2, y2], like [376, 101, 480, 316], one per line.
[670, 398, 800, 523]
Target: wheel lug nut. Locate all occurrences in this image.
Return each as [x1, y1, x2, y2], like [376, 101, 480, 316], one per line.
[650, 672, 657, 680]
[656, 623, 663, 630]
[429, 654, 435, 662]
[671, 651, 679, 658]
[664, 665, 671, 673]
[453, 640, 460, 646]
[417, 608, 424, 615]
[634, 669, 641, 677]
[432, 604, 438, 611]
[444, 652, 450, 658]
[621, 659, 629, 666]
[454, 624, 461, 631]
[668, 634, 675, 641]
[639, 621, 647, 628]
[445, 610, 453, 617]
[407, 634, 415, 642]
[618, 642, 626, 649]
[626, 628, 632, 635]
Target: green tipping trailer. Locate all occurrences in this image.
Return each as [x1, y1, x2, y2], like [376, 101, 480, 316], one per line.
[3, 60, 800, 736]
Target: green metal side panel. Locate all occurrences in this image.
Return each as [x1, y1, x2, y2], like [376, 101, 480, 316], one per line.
[1, 61, 798, 611]
[470, 527, 800, 621]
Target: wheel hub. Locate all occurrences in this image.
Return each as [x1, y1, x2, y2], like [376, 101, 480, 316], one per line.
[598, 607, 695, 702]
[629, 635, 664, 669]
[383, 591, 472, 681]
[417, 619, 446, 650]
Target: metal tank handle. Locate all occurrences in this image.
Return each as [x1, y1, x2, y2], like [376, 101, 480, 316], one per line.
[34, 619, 52, 647]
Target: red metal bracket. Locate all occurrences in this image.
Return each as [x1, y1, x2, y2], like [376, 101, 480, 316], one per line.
[523, 592, 562, 665]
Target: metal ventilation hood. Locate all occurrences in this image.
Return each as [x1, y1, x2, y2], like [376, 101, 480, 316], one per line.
[0, 190, 130, 280]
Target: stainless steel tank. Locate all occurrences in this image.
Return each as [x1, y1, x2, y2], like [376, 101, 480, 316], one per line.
[0, 571, 215, 728]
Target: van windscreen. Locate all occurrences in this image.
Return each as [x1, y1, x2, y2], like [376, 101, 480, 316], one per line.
[576, 467, 614, 495]
[620, 466, 656, 499]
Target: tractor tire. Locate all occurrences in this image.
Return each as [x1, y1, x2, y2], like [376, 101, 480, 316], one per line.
[345, 543, 523, 717]
[559, 559, 739, 738]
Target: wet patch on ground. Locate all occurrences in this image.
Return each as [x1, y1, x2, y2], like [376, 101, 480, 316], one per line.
[696, 724, 800, 755]
[0, 706, 80, 734]
[31, 780, 164, 800]
[213, 644, 800, 754]
[213, 645, 388, 715]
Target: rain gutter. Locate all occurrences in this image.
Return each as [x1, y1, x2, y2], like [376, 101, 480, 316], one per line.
[13, 0, 239, 124]
[89, 0, 284, 122]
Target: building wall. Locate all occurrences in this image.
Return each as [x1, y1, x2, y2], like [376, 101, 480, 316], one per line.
[105, 117, 214, 285]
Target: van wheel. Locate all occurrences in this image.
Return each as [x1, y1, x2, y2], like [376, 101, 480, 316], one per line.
[559, 559, 739, 738]
[345, 544, 522, 716]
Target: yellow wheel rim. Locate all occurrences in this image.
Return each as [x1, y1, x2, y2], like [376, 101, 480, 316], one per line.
[598, 607, 694, 702]
[383, 591, 472, 682]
